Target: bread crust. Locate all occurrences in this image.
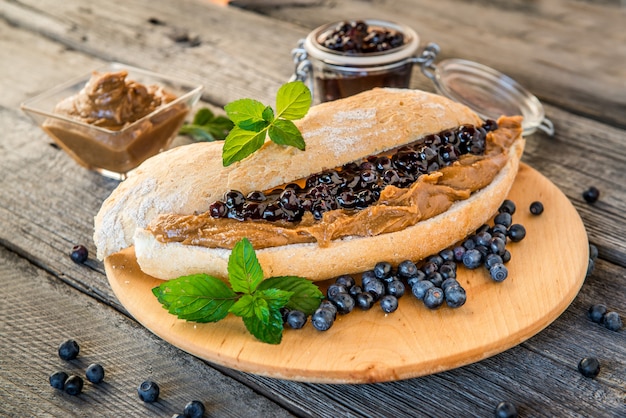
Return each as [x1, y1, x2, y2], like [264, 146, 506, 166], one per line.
[94, 88, 524, 282]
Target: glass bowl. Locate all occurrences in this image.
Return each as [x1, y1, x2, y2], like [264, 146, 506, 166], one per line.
[21, 63, 203, 180]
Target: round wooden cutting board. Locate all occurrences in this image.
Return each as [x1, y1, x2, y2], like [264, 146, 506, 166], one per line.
[105, 164, 588, 384]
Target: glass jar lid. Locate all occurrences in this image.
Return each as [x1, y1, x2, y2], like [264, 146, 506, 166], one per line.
[428, 59, 554, 136]
[303, 19, 420, 67]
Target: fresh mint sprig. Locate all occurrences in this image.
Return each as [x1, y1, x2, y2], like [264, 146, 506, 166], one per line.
[152, 238, 323, 344]
[178, 107, 234, 142]
[222, 81, 311, 166]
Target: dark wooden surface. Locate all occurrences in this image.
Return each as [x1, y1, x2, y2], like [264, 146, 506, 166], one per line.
[1, 0, 624, 416]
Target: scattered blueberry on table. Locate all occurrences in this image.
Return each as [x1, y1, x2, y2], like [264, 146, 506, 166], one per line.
[582, 186, 600, 203]
[58, 339, 80, 360]
[64, 375, 84, 395]
[70, 244, 89, 264]
[494, 401, 518, 418]
[578, 357, 601, 378]
[49, 371, 68, 390]
[137, 380, 160, 403]
[85, 363, 105, 384]
[183, 400, 206, 418]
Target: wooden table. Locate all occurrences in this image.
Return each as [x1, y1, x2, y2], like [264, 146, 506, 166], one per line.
[1, 0, 624, 416]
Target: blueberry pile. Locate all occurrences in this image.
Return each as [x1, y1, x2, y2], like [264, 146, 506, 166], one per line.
[282, 199, 527, 332]
[320, 20, 405, 53]
[210, 121, 496, 223]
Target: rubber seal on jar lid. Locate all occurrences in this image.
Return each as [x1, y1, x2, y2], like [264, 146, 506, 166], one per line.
[304, 19, 420, 67]
[430, 59, 554, 136]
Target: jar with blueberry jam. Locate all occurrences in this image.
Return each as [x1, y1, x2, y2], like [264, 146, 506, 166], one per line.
[292, 19, 437, 103]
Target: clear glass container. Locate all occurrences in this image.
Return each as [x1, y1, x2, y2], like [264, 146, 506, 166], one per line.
[21, 63, 203, 180]
[297, 19, 420, 103]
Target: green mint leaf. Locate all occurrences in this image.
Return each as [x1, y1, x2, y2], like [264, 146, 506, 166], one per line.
[229, 293, 255, 318]
[258, 276, 323, 315]
[275, 81, 312, 120]
[228, 237, 265, 294]
[152, 274, 237, 323]
[178, 125, 217, 142]
[222, 127, 267, 166]
[225, 98, 269, 132]
[262, 105, 274, 122]
[242, 308, 284, 344]
[192, 107, 214, 125]
[253, 296, 270, 324]
[257, 288, 294, 311]
[268, 119, 305, 150]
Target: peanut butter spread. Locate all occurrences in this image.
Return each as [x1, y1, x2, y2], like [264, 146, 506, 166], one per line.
[54, 71, 176, 130]
[148, 116, 522, 250]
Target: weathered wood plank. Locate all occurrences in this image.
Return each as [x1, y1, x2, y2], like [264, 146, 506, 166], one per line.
[0, 1, 625, 417]
[0, 247, 296, 417]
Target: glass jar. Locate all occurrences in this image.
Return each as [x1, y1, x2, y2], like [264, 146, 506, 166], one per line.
[293, 19, 428, 103]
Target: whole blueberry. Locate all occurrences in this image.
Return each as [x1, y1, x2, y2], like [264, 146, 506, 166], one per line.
[70, 245, 88, 264]
[335, 274, 355, 289]
[183, 400, 206, 418]
[444, 285, 467, 308]
[397, 260, 418, 278]
[327, 284, 348, 301]
[490, 263, 509, 282]
[489, 237, 507, 256]
[507, 224, 526, 242]
[411, 280, 434, 300]
[578, 357, 600, 378]
[58, 339, 80, 361]
[498, 199, 516, 215]
[286, 310, 307, 329]
[421, 261, 438, 276]
[427, 272, 444, 288]
[587, 304, 607, 324]
[380, 295, 399, 313]
[361, 270, 377, 286]
[603, 311, 623, 331]
[494, 212, 512, 228]
[529, 201, 544, 215]
[485, 253, 504, 270]
[356, 292, 375, 310]
[589, 244, 599, 260]
[138, 380, 160, 402]
[439, 248, 455, 262]
[85, 363, 105, 384]
[453, 245, 466, 262]
[363, 278, 385, 301]
[318, 300, 338, 318]
[311, 308, 335, 331]
[582, 186, 600, 203]
[494, 401, 518, 418]
[374, 261, 392, 279]
[441, 278, 460, 291]
[49, 371, 68, 389]
[501, 250, 512, 263]
[64, 375, 84, 396]
[439, 262, 456, 279]
[427, 255, 444, 268]
[348, 285, 362, 297]
[474, 231, 492, 247]
[386, 279, 405, 298]
[462, 249, 483, 269]
[333, 292, 355, 314]
[406, 270, 426, 288]
[423, 287, 444, 309]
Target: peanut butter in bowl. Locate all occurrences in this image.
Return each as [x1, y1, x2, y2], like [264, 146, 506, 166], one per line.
[21, 63, 203, 180]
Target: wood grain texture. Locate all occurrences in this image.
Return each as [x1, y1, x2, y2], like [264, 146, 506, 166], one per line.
[104, 165, 589, 383]
[0, 246, 295, 417]
[0, 0, 625, 416]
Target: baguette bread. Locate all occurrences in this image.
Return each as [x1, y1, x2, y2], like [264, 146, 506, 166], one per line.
[94, 88, 524, 282]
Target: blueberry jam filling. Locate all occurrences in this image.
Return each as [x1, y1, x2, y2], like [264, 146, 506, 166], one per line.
[210, 121, 496, 223]
[320, 20, 405, 54]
